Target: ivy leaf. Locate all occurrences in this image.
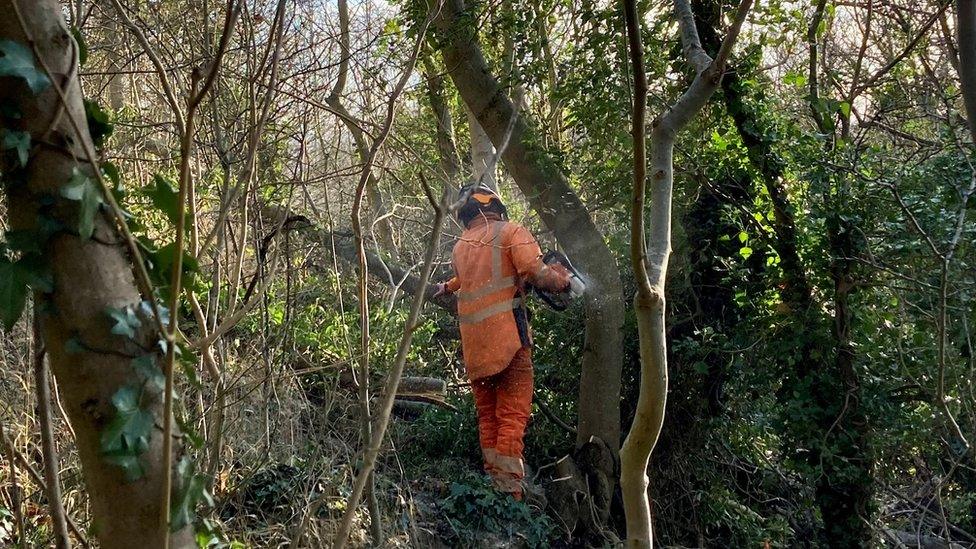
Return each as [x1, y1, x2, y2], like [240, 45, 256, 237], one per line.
[60, 168, 104, 240]
[0, 40, 51, 94]
[138, 300, 170, 326]
[106, 306, 142, 339]
[132, 355, 165, 392]
[84, 99, 113, 147]
[0, 256, 28, 331]
[104, 454, 145, 482]
[100, 404, 153, 455]
[101, 384, 154, 482]
[5, 229, 40, 254]
[111, 384, 140, 414]
[1, 129, 30, 167]
[145, 174, 181, 225]
[17, 254, 53, 293]
[170, 457, 213, 532]
[70, 27, 88, 67]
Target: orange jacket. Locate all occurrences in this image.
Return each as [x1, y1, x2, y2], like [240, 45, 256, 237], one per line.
[444, 215, 570, 380]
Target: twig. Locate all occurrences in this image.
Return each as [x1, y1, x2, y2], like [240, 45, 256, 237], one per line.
[0, 422, 90, 547]
[333, 169, 448, 549]
[0, 422, 25, 548]
[159, 2, 241, 545]
[535, 397, 576, 436]
[107, 0, 186, 135]
[33, 314, 71, 549]
[336, 11, 432, 548]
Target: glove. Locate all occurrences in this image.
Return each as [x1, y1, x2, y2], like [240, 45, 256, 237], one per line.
[432, 282, 449, 298]
[568, 276, 586, 297]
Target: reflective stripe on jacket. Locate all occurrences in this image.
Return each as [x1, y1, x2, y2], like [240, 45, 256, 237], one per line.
[446, 215, 570, 380]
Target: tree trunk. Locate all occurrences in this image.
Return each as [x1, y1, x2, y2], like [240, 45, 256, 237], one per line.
[958, 0, 976, 143]
[422, 55, 462, 182]
[327, 0, 396, 253]
[434, 0, 625, 452]
[466, 104, 497, 191]
[620, 0, 750, 545]
[0, 2, 193, 547]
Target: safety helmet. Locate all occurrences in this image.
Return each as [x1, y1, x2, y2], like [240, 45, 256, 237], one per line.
[457, 182, 507, 226]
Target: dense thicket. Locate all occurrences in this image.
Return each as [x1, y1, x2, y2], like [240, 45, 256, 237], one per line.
[0, 0, 974, 547]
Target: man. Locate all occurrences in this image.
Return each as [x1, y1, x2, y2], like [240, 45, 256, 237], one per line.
[433, 184, 579, 500]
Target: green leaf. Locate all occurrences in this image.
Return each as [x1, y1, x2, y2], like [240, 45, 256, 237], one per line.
[70, 27, 88, 66]
[138, 299, 170, 326]
[738, 231, 748, 243]
[106, 306, 142, 339]
[111, 384, 140, 414]
[132, 355, 165, 392]
[0, 40, 51, 94]
[60, 168, 104, 240]
[0, 256, 28, 331]
[738, 246, 754, 260]
[145, 174, 181, 225]
[838, 101, 851, 118]
[101, 384, 155, 482]
[710, 130, 728, 151]
[17, 254, 53, 293]
[1, 129, 30, 167]
[102, 405, 153, 454]
[171, 457, 213, 532]
[104, 453, 145, 482]
[176, 411, 204, 449]
[102, 161, 121, 187]
[180, 355, 202, 388]
[84, 99, 113, 146]
[151, 241, 199, 292]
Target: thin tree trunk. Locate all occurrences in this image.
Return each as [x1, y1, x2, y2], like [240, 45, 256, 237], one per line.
[327, 0, 397, 253]
[958, 0, 976, 143]
[333, 178, 448, 549]
[620, 0, 751, 545]
[34, 315, 72, 549]
[422, 54, 462, 182]
[0, 1, 194, 546]
[466, 104, 497, 191]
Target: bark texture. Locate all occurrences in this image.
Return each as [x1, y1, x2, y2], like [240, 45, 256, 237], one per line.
[465, 104, 497, 191]
[0, 2, 192, 546]
[620, 0, 750, 545]
[959, 0, 976, 143]
[422, 55, 462, 182]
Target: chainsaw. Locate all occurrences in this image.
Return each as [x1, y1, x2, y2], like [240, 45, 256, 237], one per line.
[529, 251, 586, 311]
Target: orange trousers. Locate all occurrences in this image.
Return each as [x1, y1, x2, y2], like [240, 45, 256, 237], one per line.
[471, 347, 533, 498]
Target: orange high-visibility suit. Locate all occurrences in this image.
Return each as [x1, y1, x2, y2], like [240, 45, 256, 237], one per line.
[442, 213, 570, 497]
